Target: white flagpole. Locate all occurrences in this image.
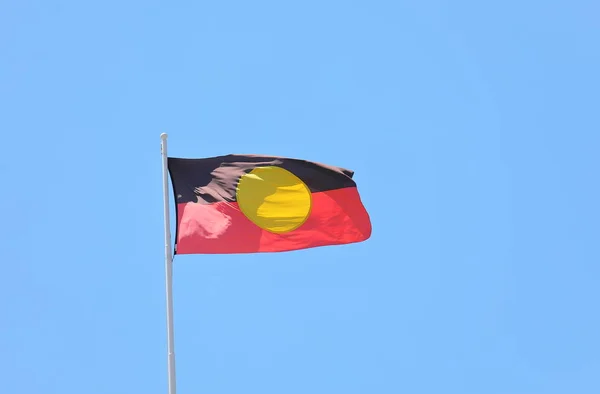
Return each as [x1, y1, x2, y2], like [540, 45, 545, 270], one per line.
[160, 133, 177, 394]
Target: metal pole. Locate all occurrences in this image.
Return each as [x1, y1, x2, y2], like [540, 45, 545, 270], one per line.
[161, 133, 177, 394]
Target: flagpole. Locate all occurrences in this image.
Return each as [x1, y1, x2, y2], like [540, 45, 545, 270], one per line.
[160, 133, 177, 394]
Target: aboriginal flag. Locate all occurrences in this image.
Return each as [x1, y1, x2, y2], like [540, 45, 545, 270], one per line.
[167, 154, 372, 254]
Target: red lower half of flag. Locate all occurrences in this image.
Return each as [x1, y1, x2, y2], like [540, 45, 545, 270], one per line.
[174, 187, 371, 254]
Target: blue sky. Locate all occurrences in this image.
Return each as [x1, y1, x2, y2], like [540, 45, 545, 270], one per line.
[1, 0, 599, 393]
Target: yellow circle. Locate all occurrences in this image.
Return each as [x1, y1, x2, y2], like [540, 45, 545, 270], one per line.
[236, 166, 312, 233]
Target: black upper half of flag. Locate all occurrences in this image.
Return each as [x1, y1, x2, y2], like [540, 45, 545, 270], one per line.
[168, 154, 357, 204]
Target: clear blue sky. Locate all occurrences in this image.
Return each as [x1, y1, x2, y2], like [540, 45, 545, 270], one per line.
[2, 1, 599, 393]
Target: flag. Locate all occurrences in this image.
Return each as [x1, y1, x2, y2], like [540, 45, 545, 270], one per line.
[167, 154, 372, 254]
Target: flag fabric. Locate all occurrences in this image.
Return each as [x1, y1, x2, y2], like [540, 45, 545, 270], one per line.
[167, 154, 372, 254]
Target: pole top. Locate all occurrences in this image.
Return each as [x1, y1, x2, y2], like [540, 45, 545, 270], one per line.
[161, 133, 168, 140]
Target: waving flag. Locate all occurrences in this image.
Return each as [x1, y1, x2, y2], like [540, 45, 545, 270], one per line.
[167, 154, 371, 254]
